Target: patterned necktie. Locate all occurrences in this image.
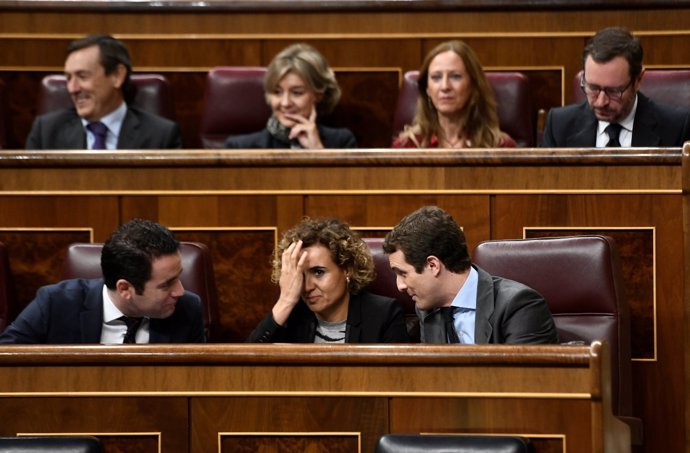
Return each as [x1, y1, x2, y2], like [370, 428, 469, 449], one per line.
[86, 121, 108, 149]
[441, 306, 460, 343]
[605, 123, 622, 147]
[120, 316, 143, 344]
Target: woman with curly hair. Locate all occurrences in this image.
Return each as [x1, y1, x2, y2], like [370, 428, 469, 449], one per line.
[393, 40, 515, 148]
[247, 218, 409, 343]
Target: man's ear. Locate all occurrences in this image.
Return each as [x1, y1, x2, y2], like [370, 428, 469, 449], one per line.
[426, 255, 443, 276]
[111, 63, 127, 90]
[115, 279, 134, 300]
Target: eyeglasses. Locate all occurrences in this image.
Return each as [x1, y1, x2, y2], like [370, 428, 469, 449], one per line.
[580, 75, 634, 101]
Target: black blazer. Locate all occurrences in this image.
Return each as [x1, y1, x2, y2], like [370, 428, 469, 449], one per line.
[26, 106, 183, 149]
[541, 92, 690, 147]
[0, 278, 206, 344]
[225, 125, 357, 149]
[247, 291, 410, 343]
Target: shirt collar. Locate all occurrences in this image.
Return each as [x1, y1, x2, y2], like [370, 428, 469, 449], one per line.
[102, 284, 126, 323]
[81, 101, 127, 136]
[597, 93, 638, 136]
[451, 266, 478, 310]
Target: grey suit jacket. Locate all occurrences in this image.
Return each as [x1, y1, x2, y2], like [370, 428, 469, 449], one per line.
[0, 278, 205, 344]
[541, 92, 690, 147]
[26, 106, 183, 149]
[417, 265, 558, 344]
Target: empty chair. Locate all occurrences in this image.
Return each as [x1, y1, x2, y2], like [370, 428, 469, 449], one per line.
[392, 70, 534, 146]
[363, 237, 418, 341]
[472, 235, 641, 444]
[375, 434, 532, 453]
[199, 67, 271, 148]
[571, 68, 690, 108]
[0, 436, 103, 452]
[60, 242, 220, 341]
[36, 74, 176, 120]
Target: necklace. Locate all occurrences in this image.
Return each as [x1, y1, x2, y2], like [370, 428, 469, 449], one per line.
[443, 137, 464, 148]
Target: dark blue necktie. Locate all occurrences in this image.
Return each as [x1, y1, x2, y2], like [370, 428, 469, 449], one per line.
[120, 316, 143, 344]
[87, 121, 108, 149]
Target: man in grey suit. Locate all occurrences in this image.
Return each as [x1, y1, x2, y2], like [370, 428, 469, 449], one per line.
[542, 26, 690, 148]
[26, 34, 182, 150]
[383, 206, 557, 344]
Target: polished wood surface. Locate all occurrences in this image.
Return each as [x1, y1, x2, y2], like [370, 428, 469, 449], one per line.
[0, 147, 682, 453]
[0, 342, 630, 453]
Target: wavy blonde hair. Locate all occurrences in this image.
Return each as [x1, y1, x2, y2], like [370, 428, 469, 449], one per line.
[271, 218, 374, 295]
[264, 43, 342, 115]
[398, 40, 502, 148]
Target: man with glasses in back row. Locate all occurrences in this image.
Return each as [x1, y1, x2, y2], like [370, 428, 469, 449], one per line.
[542, 26, 690, 148]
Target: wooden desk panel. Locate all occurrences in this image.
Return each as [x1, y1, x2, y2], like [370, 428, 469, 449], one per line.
[0, 343, 629, 453]
[0, 148, 682, 453]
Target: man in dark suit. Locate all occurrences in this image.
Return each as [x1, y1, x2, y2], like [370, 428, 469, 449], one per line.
[542, 26, 690, 148]
[26, 35, 182, 150]
[0, 219, 205, 344]
[383, 206, 558, 344]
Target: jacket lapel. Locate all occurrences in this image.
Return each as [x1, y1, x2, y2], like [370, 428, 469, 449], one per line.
[345, 293, 362, 343]
[80, 280, 105, 342]
[474, 266, 495, 344]
[631, 94, 662, 147]
[566, 105, 598, 147]
[116, 109, 140, 149]
[59, 114, 88, 149]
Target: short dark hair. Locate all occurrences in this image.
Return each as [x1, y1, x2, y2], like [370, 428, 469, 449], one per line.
[67, 34, 133, 100]
[583, 27, 643, 81]
[101, 219, 180, 293]
[383, 206, 471, 274]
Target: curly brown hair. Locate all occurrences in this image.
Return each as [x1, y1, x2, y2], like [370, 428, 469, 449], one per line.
[271, 218, 374, 294]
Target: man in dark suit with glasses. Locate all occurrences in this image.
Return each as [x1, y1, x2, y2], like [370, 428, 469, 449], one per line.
[542, 26, 690, 148]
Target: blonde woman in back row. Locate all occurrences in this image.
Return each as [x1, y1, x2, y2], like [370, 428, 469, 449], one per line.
[226, 43, 357, 149]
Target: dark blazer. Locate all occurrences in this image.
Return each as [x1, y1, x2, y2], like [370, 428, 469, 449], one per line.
[0, 278, 205, 344]
[247, 291, 410, 343]
[541, 92, 690, 147]
[26, 106, 183, 149]
[418, 265, 558, 344]
[225, 125, 357, 149]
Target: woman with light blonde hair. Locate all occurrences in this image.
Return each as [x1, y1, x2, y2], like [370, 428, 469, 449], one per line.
[226, 43, 357, 149]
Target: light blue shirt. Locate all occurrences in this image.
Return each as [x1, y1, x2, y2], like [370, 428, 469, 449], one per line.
[82, 102, 127, 150]
[450, 266, 478, 344]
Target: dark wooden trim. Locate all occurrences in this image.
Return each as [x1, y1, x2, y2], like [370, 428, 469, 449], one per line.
[1, 0, 689, 12]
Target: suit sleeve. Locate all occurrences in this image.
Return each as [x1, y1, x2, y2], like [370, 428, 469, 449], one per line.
[0, 287, 51, 343]
[540, 108, 557, 148]
[502, 287, 559, 344]
[26, 117, 43, 150]
[338, 129, 358, 148]
[380, 299, 411, 343]
[185, 293, 206, 342]
[246, 311, 286, 342]
[166, 122, 183, 149]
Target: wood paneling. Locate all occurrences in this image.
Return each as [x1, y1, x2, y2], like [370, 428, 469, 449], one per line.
[0, 342, 630, 453]
[0, 148, 681, 453]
